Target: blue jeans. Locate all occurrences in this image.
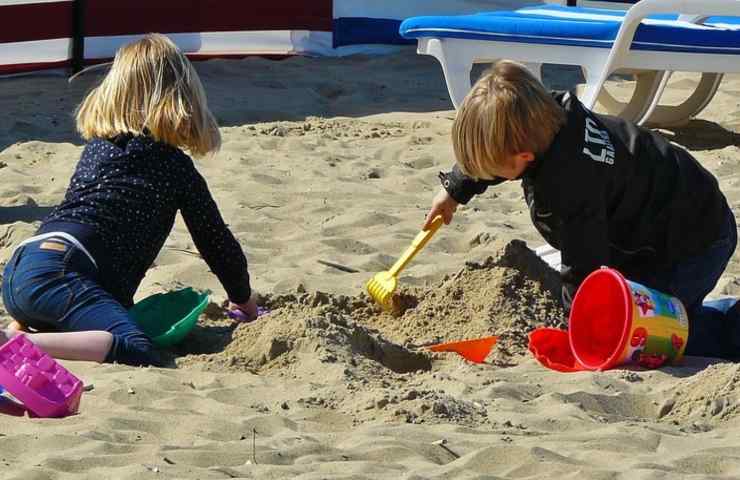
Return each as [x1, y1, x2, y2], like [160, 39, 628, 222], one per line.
[642, 206, 739, 358]
[2, 237, 160, 366]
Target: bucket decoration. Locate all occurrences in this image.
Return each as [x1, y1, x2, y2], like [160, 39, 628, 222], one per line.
[568, 267, 689, 371]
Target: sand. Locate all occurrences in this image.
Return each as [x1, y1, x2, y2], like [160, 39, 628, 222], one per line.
[0, 49, 739, 479]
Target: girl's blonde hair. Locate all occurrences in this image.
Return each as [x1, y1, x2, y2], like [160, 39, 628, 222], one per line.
[452, 60, 565, 179]
[76, 33, 220, 156]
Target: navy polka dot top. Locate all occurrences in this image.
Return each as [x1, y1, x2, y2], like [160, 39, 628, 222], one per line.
[38, 134, 251, 307]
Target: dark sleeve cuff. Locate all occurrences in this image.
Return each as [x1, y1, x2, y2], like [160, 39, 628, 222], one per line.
[439, 165, 505, 204]
[225, 274, 252, 304]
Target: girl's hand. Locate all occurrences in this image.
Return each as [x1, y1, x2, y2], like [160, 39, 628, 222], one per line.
[424, 188, 459, 229]
[229, 297, 259, 322]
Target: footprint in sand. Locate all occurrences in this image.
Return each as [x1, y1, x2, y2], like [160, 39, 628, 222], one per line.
[320, 213, 401, 237]
[401, 155, 436, 170]
[408, 135, 435, 146]
[103, 416, 165, 439]
[106, 385, 174, 407]
[251, 173, 283, 185]
[321, 238, 377, 255]
[358, 253, 398, 271]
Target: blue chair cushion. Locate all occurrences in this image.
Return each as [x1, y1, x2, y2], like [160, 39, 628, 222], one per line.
[399, 4, 740, 55]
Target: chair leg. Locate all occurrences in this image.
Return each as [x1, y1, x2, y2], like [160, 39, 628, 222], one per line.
[617, 71, 665, 124]
[589, 82, 624, 114]
[421, 38, 473, 109]
[579, 59, 610, 111]
[587, 70, 665, 123]
[587, 70, 723, 127]
[636, 71, 672, 126]
[642, 73, 724, 127]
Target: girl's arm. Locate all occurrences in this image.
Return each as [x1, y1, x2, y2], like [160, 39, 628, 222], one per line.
[179, 163, 252, 305]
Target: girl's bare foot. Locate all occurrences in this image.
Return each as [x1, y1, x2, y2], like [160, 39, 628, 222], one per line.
[7, 321, 24, 333]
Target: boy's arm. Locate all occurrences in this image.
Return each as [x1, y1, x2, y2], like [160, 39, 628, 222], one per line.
[440, 164, 506, 204]
[559, 206, 610, 311]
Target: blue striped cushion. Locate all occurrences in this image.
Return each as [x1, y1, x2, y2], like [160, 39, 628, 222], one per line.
[400, 5, 740, 55]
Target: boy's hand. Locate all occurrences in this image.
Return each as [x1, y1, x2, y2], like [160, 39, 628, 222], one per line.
[424, 188, 459, 229]
[229, 297, 259, 322]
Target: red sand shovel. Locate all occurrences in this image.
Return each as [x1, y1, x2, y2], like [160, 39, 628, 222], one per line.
[426, 336, 498, 363]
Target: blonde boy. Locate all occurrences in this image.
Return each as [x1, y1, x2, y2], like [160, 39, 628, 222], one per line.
[425, 60, 738, 358]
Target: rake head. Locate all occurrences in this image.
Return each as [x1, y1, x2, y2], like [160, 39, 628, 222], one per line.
[366, 271, 397, 311]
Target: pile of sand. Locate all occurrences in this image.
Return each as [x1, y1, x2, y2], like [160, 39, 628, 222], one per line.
[179, 239, 565, 375]
[360, 239, 566, 364]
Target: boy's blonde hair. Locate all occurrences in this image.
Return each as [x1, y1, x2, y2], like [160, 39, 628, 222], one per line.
[452, 60, 565, 179]
[76, 33, 220, 156]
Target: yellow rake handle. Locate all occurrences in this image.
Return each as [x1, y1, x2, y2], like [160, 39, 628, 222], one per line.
[388, 215, 444, 277]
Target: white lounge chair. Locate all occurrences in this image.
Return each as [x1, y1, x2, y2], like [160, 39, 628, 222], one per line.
[400, 0, 740, 126]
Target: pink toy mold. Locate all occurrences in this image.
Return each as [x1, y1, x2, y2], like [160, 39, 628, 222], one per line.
[0, 334, 83, 418]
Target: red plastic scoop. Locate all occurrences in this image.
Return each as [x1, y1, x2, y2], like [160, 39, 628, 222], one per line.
[427, 336, 498, 363]
[528, 328, 586, 372]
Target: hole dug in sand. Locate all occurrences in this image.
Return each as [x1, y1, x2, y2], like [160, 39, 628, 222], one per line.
[179, 240, 565, 374]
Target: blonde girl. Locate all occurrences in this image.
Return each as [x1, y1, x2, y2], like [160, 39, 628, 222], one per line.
[2, 34, 256, 365]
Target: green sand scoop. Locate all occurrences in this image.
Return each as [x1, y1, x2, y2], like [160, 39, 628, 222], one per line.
[129, 288, 210, 347]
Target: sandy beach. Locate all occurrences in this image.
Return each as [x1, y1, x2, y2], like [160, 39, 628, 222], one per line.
[0, 48, 739, 479]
